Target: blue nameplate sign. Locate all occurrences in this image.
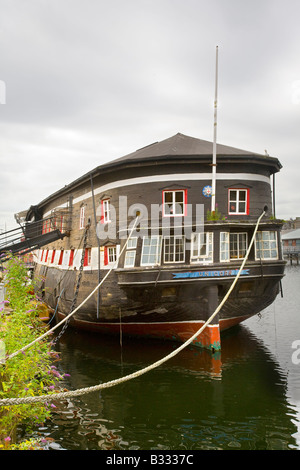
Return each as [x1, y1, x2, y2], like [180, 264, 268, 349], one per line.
[172, 269, 250, 279]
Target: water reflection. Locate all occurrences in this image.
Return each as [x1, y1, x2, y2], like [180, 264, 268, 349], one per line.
[24, 265, 300, 450]
[33, 321, 298, 450]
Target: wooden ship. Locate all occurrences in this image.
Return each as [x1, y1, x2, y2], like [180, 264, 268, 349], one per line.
[16, 131, 285, 350]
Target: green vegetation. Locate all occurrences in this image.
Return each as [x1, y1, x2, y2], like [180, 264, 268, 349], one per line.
[0, 255, 63, 449]
[206, 205, 226, 221]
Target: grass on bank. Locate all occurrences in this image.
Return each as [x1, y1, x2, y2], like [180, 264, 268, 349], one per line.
[0, 255, 64, 450]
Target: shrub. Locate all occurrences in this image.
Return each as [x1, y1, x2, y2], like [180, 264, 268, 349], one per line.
[0, 256, 62, 448]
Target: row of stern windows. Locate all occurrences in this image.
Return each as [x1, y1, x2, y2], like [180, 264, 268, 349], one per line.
[38, 230, 279, 270]
[41, 188, 251, 235]
[79, 188, 250, 228]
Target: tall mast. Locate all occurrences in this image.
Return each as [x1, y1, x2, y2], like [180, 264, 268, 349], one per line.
[211, 45, 218, 213]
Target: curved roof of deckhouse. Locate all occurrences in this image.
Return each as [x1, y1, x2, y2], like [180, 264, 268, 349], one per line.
[31, 132, 282, 213]
[111, 132, 259, 162]
[103, 132, 282, 170]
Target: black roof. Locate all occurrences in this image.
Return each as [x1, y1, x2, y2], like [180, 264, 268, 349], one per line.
[28, 132, 282, 215]
[110, 132, 262, 164]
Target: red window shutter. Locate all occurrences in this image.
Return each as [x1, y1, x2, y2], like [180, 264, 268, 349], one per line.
[58, 250, 64, 265]
[69, 249, 74, 266]
[246, 188, 250, 215]
[104, 246, 108, 266]
[100, 200, 105, 224]
[84, 248, 90, 266]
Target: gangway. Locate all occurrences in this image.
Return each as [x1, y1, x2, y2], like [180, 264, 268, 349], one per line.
[0, 217, 67, 262]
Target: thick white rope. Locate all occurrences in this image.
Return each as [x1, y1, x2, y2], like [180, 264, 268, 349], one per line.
[0, 212, 265, 406]
[5, 217, 140, 361]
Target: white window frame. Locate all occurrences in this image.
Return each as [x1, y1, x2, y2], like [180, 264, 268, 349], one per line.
[107, 246, 117, 263]
[255, 231, 278, 260]
[191, 232, 213, 264]
[124, 250, 136, 268]
[79, 206, 86, 229]
[229, 232, 248, 259]
[127, 237, 137, 249]
[141, 235, 162, 266]
[220, 232, 230, 262]
[103, 199, 111, 223]
[228, 189, 249, 215]
[124, 237, 137, 268]
[164, 235, 185, 263]
[163, 189, 186, 217]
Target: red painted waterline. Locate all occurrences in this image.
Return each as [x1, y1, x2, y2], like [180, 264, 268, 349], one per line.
[56, 313, 250, 349]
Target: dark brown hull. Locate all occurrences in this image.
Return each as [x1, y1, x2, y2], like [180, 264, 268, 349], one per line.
[47, 259, 285, 350]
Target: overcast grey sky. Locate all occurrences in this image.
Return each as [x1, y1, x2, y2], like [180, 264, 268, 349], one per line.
[1, 0, 300, 231]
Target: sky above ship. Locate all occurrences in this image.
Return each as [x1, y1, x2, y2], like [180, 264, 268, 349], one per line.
[0, 0, 299, 230]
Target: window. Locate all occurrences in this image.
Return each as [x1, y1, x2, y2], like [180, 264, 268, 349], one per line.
[228, 189, 249, 215]
[60, 215, 65, 232]
[230, 233, 248, 259]
[220, 232, 230, 262]
[124, 250, 136, 268]
[220, 232, 248, 261]
[191, 232, 213, 263]
[163, 190, 187, 216]
[141, 236, 162, 266]
[104, 246, 117, 266]
[124, 238, 137, 268]
[102, 199, 111, 223]
[79, 206, 86, 229]
[84, 248, 92, 266]
[164, 236, 185, 263]
[255, 231, 278, 260]
[127, 237, 137, 249]
[42, 219, 51, 234]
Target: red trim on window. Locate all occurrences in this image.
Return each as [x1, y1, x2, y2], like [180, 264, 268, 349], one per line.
[162, 189, 187, 217]
[100, 199, 110, 224]
[58, 250, 64, 265]
[104, 246, 108, 266]
[69, 249, 74, 267]
[100, 200, 105, 224]
[83, 248, 91, 267]
[228, 188, 250, 215]
[246, 189, 250, 215]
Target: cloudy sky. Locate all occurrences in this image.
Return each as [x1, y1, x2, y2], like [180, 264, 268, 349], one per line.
[1, 0, 300, 231]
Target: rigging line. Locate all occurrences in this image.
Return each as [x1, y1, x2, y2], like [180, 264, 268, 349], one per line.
[45, 227, 88, 294]
[5, 217, 140, 361]
[90, 174, 101, 319]
[0, 211, 266, 406]
[51, 225, 90, 345]
[46, 288, 65, 326]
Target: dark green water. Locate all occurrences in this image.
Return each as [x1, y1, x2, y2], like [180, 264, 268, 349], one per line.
[30, 265, 300, 450]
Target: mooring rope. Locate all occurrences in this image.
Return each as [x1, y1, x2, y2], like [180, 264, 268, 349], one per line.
[0, 212, 265, 406]
[4, 217, 140, 362]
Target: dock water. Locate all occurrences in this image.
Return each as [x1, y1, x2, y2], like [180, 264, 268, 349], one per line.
[14, 265, 300, 450]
